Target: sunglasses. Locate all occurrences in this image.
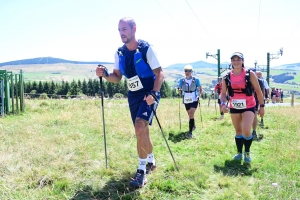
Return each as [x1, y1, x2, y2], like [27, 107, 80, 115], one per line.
[184, 70, 192, 72]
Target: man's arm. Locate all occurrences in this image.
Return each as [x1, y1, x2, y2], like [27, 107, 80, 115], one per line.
[152, 67, 164, 92]
[96, 67, 122, 83]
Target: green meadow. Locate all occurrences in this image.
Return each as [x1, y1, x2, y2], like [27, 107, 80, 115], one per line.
[0, 98, 299, 199]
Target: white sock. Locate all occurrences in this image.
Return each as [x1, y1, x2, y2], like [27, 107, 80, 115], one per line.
[147, 153, 156, 166]
[138, 158, 147, 174]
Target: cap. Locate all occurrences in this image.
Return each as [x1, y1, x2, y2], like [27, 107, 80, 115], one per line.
[184, 65, 193, 70]
[230, 52, 244, 60]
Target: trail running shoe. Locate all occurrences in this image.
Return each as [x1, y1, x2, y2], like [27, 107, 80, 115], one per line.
[187, 132, 193, 139]
[252, 131, 258, 140]
[244, 152, 252, 163]
[130, 169, 147, 188]
[220, 115, 224, 119]
[233, 153, 242, 160]
[146, 162, 157, 174]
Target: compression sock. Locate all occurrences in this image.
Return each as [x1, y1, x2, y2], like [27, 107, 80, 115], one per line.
[243, 135, 253, 152]
[189, 119, 195, 132]
[235, 135, 244, 153]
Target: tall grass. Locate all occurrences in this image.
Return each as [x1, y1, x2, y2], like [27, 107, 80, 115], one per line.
[0, 98, 299, 199]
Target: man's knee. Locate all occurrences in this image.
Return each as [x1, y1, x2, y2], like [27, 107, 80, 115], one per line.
[135, 118, 148, 136]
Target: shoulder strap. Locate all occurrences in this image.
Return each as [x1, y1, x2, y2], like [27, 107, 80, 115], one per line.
[117, 45, 126, 56]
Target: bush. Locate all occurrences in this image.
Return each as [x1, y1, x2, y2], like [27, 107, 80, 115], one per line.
[113, 93, 124, 99]
[39, 93, 49, 100]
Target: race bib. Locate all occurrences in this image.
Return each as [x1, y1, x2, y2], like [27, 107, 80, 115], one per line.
[232, 99, 246, 109]
[184, 93, 193, 104]
[127, 75, 143, 91]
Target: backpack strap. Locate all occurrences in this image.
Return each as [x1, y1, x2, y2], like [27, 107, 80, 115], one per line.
[224, 72, 234, 97]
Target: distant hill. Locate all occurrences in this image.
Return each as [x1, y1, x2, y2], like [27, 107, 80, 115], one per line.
[165, 61, 217, 70]
[1, 57, 300, 71]
[272, 63, 300, 70]
[0, 57, 112, 67]
[165, 60, 233, 70]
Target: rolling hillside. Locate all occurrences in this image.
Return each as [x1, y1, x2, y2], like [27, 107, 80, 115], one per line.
[1, 57, 300, 94]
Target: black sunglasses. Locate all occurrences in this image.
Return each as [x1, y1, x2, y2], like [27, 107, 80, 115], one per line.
[185, 70, 192, 72]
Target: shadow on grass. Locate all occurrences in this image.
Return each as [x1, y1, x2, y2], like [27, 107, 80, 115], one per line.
[214, 160, 258, 176]
[168, 131, 189, 143]
[70, 175, 142, 200]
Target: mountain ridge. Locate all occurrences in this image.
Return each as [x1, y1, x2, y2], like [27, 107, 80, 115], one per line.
[1, 57, 300, 70]
[0, 57, 112, 67]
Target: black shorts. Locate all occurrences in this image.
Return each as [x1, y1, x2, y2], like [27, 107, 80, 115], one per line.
[218, 99, 221, 104]
[185, 101, 198, 111]
[230, 107, 255, 114]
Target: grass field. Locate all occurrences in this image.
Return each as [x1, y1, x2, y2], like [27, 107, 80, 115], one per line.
[0, 98, 299, 199]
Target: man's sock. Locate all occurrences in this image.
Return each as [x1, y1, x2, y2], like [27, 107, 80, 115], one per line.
[147, 153, 156, 166]
[138, 158, 147, 174]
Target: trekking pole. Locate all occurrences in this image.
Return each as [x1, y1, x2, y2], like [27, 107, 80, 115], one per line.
[98, 65, 108, 169]
[150, 98, 179, 171]
[198, 99, 203, 128]
[178, 88, 181, 130]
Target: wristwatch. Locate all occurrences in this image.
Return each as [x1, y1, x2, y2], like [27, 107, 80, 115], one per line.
[151, 90, 160, 97]
[260, 104, 265, 107]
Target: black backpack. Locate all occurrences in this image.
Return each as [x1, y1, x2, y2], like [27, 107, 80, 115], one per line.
[224, 69, 252, 97]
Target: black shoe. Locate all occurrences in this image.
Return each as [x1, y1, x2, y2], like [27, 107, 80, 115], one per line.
[252, 131, 258, 140]
[130, 169, 147, 188]
[146, 162, 157, 174]
[186, 132, 193, 139]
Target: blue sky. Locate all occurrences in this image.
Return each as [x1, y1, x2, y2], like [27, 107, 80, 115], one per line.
[0, 0, 299, 68]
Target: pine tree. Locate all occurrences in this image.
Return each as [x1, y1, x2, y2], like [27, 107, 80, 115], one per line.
[69, 80, 79, 96]
[81, 79, 88, 95]
[37, 81, 44, 94]
[43, 81, 49, 94]
[87, 79, 94, 96]
[160, 80, 172, 98]
[49, 81, 55, 95]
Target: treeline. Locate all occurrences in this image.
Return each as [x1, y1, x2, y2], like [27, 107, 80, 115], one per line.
[24, 79, 177, 98]
[271, 73, 295, 83]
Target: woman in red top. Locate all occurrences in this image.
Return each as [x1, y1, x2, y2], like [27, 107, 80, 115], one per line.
[220, 52, 265, 163]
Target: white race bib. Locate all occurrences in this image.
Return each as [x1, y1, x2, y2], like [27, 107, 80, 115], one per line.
[127, 75, 144, 91]
[231, 99, 246, 109]
[184, 93, 193, 104]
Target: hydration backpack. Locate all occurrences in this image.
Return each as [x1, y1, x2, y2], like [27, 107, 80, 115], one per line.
[224, 69, 252, 97]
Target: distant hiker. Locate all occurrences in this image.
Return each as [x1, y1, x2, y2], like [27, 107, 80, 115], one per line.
[255, 71, 268, 126]
[271, 87, 276, 103]
[96, 17, 164, 188]
[220, 52, 265, 163]
[252, 71, 265, 140]
[279, 88, 283, 103]
[214, 77, 224, 119]
[178, 65, 202, 139]
[276, 88, 280, 103]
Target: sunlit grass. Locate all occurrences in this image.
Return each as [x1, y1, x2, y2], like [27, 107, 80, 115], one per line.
[0, 98, 299, 199]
